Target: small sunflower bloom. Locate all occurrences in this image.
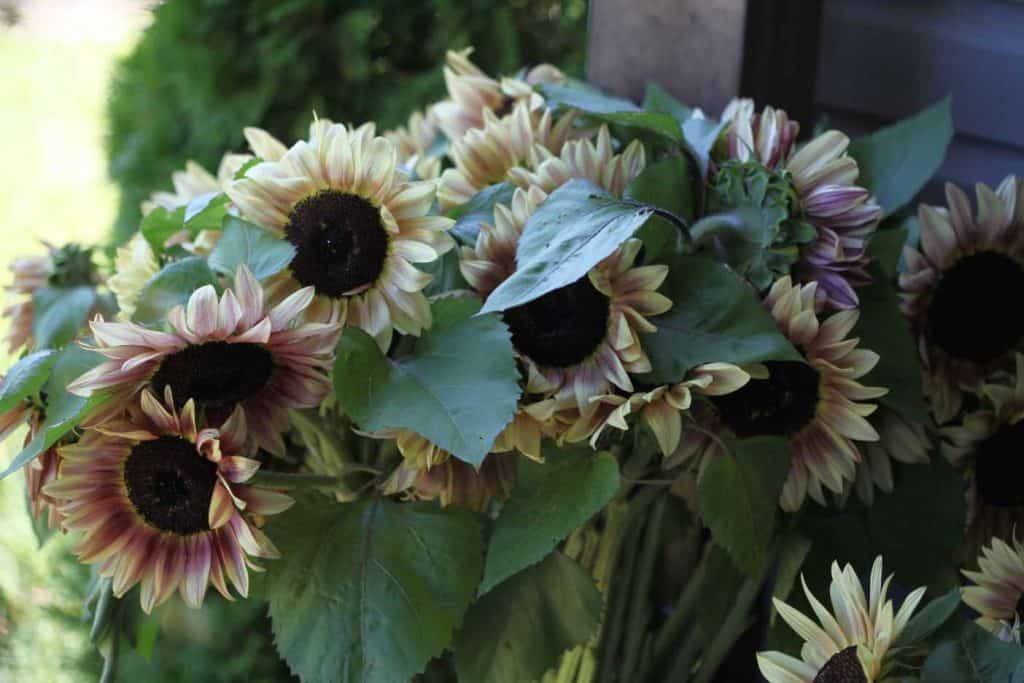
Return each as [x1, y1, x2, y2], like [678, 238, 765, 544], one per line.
[141, 154, 248, 216]
[385, 109, 442, 180]
[109, 232, 159, 321]
[963, 534, 1024, 642]
[758, 556, 926, 683]
[45, 389, 293, 613]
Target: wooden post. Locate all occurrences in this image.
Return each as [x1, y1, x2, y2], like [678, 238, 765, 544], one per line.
[586, 0, 748, 115]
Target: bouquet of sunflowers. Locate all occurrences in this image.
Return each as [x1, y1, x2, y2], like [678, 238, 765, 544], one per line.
[4, 47, 1024, 683]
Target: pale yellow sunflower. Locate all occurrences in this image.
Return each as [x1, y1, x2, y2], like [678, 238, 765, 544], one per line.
[963, 533, 1024, 642]
[141, 154, 249, 216]
[758, 556, 926, 683]
[227, 122, 455, 349]
[109, 232, 159, 321]
[900, 176, 1024, 423]
[384, 108, 442, 180]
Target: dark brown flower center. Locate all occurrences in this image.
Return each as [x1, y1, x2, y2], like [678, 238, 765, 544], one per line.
[974, 420, 1024, 507]
[493, 95, 516, 118]
[124, 436, 218, 535]
[151, 341, 274, 411]
[285, 189, 389, 297]
[927, 251, 1024, 364]
[503, 276, 611, 368]
[813, 647, 866, 683]
[711, 360, 820, 438]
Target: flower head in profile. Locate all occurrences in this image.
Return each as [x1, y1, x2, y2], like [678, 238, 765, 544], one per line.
[758, 556, 925, 683]
[109, 232, 159, 321]
[228, 121, 454, 349]
[68, 265, 342, 455]
[385, 109, 442, 180]
[0, 379, 62, 529]
[431, 47, 564, 143]
[718, 98, 882, 310]
[963, 533, 1024, 642]
[45, 388, 293, 613]
[141, 153, 249, 216]
[900, 176, 1024, 423]
[677, 277, 886, 511]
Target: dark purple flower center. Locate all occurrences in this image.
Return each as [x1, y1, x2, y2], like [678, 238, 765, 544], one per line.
[928, 250, 1024, 364]
[711, 360, 820, 437]
[124, 436, 218, 535]
[503, 276, 610, 368]
[975, 420, 1024, 507]
[152, 341, 274, 411]
[813, 646, 866, 683]
[285, 190, 389, 298]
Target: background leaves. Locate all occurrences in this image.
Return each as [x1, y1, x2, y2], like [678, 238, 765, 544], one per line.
[207, 216, 295, 280]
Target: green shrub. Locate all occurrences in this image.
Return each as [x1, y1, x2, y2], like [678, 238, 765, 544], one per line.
[106, 0, 588, 242]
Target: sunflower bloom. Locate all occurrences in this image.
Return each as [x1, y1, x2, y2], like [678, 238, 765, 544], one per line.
[963, 534, 1024, 642]
[900, 176, 1024, 423]
[720, 98, 882, 309]
[758, 556, 925, 683]
[227, 122, 454, 349]
[68, 265, 342, 455]
[851, 408, 931, 506]
[385, 109, 442, 180]
[109, 233, 159, 321]
[45, 389, 293, 613]
[141, 154, 249, 216]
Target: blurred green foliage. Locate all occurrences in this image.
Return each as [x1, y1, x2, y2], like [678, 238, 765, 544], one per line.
[107, 0, 589, 243]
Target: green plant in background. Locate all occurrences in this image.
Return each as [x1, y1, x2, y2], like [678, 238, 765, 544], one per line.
[106, 0, 587, 243]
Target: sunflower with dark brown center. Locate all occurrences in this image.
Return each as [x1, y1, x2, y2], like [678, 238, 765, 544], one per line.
[900, 175, 1024, 423]
[228, 121, 455, 350]
[44, 389, 294, 613]
[758, 557, 925, 683]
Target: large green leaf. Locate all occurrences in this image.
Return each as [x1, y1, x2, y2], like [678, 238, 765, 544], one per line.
[0, 350, 56, 414]
[139, 205, 186, 254]
[480, 446, 619, 594]
[133, 257, 218, 324]
[419, 249, 470, 297]
[263, 494, 483, 683]
[697, 436, 791, 576]
[334, 297, 519, 465]
[539, 82, 641, 114]
[641, 254, 801, 384]
[208, 216, 295, 280]
[855, 263, 928, 422]
[922, 622, 1024, 683]
[479, 179, 658, 314]
[32, 286, 97, 349]
[453, 551, 602, 683]
[626, 155, 696, 224]
[642, 82, 692, 122]
[0, 346, 108, 479]
[182, 191, 229, 232]
[848, 97, 953, 218]
[681, 116, 727, 179]
[448, 181, 516, 246]
[894, 588, 962, 649]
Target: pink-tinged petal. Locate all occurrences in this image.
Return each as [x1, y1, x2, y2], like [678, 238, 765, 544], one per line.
[230, 316, 272, 345]
[209, 480, 237, 529]
[140, 390, 176, 434]
[207, 540, 233, 600]
[180, 400, 198, 442]
[268, 286, 315, 331]
[186, 285, 220, 338]
[220, 456, 261, 483]
[229, 515, 277, 559]
[154, 536, 186, 609]
[218, 405, 248, 454]
[181, 534, 212, 608]
[233, 265, 265, 330]
[235, 486, 294, 516]
[215, 289, 243, 339]
[67, 360, 133, 395]
[217, 525, 250, 597]
[197, 428, 222, 462]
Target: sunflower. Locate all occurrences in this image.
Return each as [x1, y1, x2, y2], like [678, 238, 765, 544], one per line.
[385, 109, 442, 180]
[963, 534, 1024, 642]
[719, 98, 882, 310]
[379, 429, 517, 512]
[109, 232, 159, 321]
[672, 277, 886, 511]
[431, 47, 564, 144]
[141, 153, 249, 216]
[437, 101, 577, 211]
[67, 265, 341, 455]
[45, 388, 292, 613]
[900, 176, 1024, 423]
[758, 556, 926, 683]
[942, 353, 1024, 552]
[850, 408, 931, 506]
[0, 380, 61, 528]
[227, 121, 454, 349]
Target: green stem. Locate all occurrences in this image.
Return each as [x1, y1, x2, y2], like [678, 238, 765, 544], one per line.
[250, 469, 377, 489]
[665, 623, 703, 682]
[692, 577, 760, 683]
[688, 212, 745, 245]
[620, 496, 667, 679]
[98, 608, 120, 683]
[621, 200, 692, 243]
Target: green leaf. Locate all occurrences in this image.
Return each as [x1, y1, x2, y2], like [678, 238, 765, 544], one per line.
[334, 297, 519, 465]
[539, 82, 641, 114]
[208, 216, 295, 280]
[642, 82, 692, 122]
[871, 226, 910, 280]
[133, 257, 217, 324]
[32, 286, 97, 349]
[922, 622, 1024, 683]
[848, 97, 954, 218]
[0, 346, 108, 479]
[448, 182, 516, 246]
[0, 350, 57, 414]
[233, 157, 262, 180]
[453, 551, 602, 683]
[263, 494, 483, 683]
[419, 249, 470, 297]
[697, 436, 791, 576]
[183, 191, 229, 232]
[772, 532, 812, 603]
[855, 264, 928, 422]
[641, 254, 801, 384]
[480, 446, 619, 594]
[894, 588, 962, 649]
[139, 206, 186, 254]
[681, 116, 727, 179]
[625, 155, 696, 224]
[697, 544, 747, 639]
[480, 179, 657, 314]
